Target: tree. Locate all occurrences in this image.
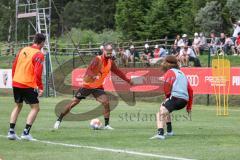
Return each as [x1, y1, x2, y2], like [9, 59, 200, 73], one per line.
[0, 0, 15, 41]
[195, 1, 224, 34]
[225, 0, 240, 21]
[115, 0, 152, 40]
[143, 0, 197, 39]
[62, 0, 117, 32]
[62, 0, 82, 29]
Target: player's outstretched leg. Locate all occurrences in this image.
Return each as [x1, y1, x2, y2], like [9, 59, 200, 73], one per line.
[21, 103, 40, 141]
[96, 94, 114, 130]
[53, 98, 80, 130]
[7, 103, 23, 140]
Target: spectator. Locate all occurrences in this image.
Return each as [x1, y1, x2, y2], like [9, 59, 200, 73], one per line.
[179, 46, 201, 67]
[188, 47, 201, 67]
[144, 43, 153, 57]
[141, 43, 153, 66]
[149, 45, 160, 65]
[199, 32, 207, 53]
[219, 33, 226, 55]
[231, 20, 240, 43]
[192, 32, 201, 56]
[153, 45, 160, 58]
[159, 45, 167, 58]
[182, 34, 192, 46]
[209, 31, 220, 56]
[149, 45, 166, 65]
[111, 49, 117, 60]
[224, 34, 235, 55]
[179, 46, 190, 67]
[220, 33, 226, 44]
[96, 45, 104, 55]
[173, 34, 184, 55]
[120, 48, 131, 67]
[129, 45, 140, 62]
[234, 32, 240, 56]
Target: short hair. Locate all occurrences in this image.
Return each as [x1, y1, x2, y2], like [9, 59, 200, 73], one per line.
[34, 33, 46, 44]
[210, 30, 215, 35]
[104, 43, 113, 50]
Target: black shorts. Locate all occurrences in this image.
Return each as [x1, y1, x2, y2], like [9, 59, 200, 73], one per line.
[162, 96, 187, 113]
[13, 87, 39, 104]
[75, 87, 106, 99]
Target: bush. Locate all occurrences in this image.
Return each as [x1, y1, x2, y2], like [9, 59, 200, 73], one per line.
[57, 28, 122, 48]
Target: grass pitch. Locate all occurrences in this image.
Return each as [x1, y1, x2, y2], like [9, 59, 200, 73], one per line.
[0, 96, 240, 160]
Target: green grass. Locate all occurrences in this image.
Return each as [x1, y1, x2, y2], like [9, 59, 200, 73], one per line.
[0, 56, 14, 69]
[198, 54, 240, 67]
[0, 96, 240, 160]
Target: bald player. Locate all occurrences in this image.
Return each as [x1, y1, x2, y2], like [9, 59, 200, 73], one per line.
[54, 43, 133, 130]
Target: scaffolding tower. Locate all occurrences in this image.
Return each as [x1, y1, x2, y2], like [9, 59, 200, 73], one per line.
[15, 0, 56, 97]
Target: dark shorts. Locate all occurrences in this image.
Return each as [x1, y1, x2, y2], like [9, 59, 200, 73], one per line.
[13, 87, 39, 104]
[162, 96, 187, 113]
[75, 87, 106, 99]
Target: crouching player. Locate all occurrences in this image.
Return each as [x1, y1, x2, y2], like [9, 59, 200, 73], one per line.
[151, 55, 193, 140]
[54, 43, 133, 130]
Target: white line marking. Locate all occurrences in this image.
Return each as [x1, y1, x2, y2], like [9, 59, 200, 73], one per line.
[0, 135, 196, 160]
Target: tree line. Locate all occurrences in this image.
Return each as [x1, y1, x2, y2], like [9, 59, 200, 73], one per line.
[0, 0, 239, 42]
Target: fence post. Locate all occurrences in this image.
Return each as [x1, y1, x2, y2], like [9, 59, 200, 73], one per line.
[207, 50, 211, 106]
[45, 52, 49, 97]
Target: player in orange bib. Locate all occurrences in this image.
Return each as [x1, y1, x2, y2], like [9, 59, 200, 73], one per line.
[54, 43, 133, 130]
[7, 33, 45, 141]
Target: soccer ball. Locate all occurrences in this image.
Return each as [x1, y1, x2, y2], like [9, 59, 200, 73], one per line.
[90, 118, 103, 130]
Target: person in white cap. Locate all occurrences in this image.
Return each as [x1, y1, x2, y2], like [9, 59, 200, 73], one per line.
[144, 43, 150, 49]
[142, 43, 153, 66]
[192, 32, 201, 56]
[182, 34, 191, 46]
[97, 45, 104, 55]
[129, 45, 140, 63]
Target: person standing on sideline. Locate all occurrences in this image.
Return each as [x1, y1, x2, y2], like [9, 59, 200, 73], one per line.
[53, 43, 133, 130]
[7, 33, 45, 141]
[150, 55, 193, 140]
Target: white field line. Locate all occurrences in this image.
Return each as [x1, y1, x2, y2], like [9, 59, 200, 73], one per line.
[0, 135, 196, 160]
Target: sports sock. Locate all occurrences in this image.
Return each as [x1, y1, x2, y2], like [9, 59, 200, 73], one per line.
[9, 123, 16, 134]
[57, 114, 64, 122]
[157, 128, 164, 136]
[104, 117, 109, 126]
[166, 122, 172, 133]
[10, 123, 16, 130]
[23, 124, 32, 135]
